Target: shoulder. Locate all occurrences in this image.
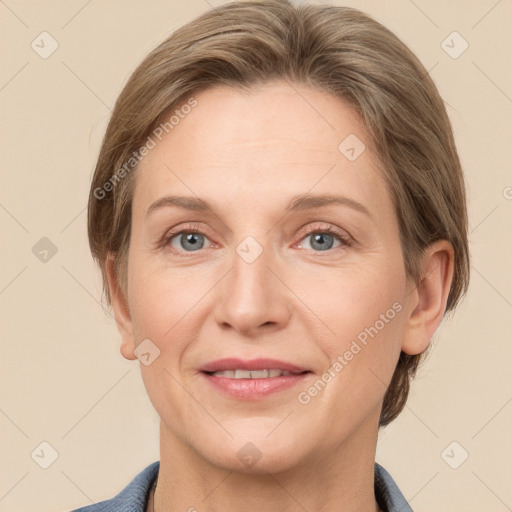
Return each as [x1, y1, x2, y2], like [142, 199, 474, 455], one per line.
[68, 461, 160, 512]
[374, 463, 413, 512]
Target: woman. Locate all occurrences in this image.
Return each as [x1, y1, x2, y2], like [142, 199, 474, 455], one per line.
[73, 0, 469, 510]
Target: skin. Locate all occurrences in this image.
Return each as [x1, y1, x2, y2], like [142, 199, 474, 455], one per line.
[106, 81, 454, 512]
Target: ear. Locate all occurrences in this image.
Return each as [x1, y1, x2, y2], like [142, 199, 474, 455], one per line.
[105, 253, 137, 360]
[401, 240, 455, 355]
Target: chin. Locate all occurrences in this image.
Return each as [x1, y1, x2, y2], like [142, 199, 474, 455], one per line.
[196, 428, 308, 475]
[209, 445, 304, 475]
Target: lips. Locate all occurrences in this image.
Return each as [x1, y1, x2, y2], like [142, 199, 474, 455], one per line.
[199, 358, 311, 400]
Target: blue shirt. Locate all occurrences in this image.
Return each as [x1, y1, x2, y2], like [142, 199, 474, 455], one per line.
[70, 461, 412, 511]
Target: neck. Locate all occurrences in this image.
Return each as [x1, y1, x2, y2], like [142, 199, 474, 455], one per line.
[152, 413, 382, 512]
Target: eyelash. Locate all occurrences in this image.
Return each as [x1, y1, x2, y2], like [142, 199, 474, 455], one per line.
[160, 222, 353, 256]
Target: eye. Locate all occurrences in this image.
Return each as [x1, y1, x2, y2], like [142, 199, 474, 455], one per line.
[296, 225, 351, 252]
[167, 230, 212, 252]
[300, 232, 341, 251]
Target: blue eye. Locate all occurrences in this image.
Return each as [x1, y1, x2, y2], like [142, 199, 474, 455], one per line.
[306, 233, 338, 251]
[298, 229, 348, 252]
[170, 232, 207, 251]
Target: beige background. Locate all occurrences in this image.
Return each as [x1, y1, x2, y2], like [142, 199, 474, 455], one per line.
[1, 0, 511, 511]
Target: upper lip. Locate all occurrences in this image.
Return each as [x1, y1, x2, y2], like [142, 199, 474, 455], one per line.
[200, 358, 309, 374]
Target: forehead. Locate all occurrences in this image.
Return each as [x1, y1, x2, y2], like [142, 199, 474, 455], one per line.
[134, 81, 390, 217]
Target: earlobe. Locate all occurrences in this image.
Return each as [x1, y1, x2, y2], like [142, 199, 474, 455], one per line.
[401, 240, 455, 356]
[105, 253, 137, 361]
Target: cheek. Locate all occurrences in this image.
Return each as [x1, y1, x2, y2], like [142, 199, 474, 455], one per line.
[294, 261, 405, 347]
[293, 264, 405, 399]
[285, 265, 405, 448]
[127, 255, 207, 340]
[126, 262, 207, 417]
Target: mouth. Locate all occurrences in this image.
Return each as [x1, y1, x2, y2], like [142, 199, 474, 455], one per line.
[199, 358, 312, 399]
[204, 369, 305, 378]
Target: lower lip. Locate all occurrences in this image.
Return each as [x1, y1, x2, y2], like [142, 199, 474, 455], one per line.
[201, 372, 311, 399]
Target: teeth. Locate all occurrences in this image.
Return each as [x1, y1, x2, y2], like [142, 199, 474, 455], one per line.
[210, 369, 295, 379]
[244, 369, 268, 379]
[235, 369, 252, 379]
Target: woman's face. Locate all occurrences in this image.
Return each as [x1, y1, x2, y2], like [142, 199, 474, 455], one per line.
[118, 81, 415, 472]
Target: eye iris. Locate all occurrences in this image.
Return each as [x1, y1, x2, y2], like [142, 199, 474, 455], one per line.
[180, 233, 204, 251]
[310, 233, 333, 251]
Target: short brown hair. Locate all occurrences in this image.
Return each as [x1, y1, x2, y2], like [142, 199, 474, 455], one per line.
[88, 0, 469, 427]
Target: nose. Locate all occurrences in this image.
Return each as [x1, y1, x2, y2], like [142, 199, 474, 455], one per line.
[214, 242, 292, 336]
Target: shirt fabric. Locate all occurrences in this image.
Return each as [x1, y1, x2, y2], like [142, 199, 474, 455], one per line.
[69, 461, 412, 512]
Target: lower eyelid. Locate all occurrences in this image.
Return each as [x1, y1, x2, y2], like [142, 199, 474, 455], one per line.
[297, 236, 348, 251]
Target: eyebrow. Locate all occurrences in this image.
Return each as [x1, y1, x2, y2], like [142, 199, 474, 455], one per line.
[145, 193, 371, 218]
[286, 194, 371, 217]
[146, 196, 210, 217]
